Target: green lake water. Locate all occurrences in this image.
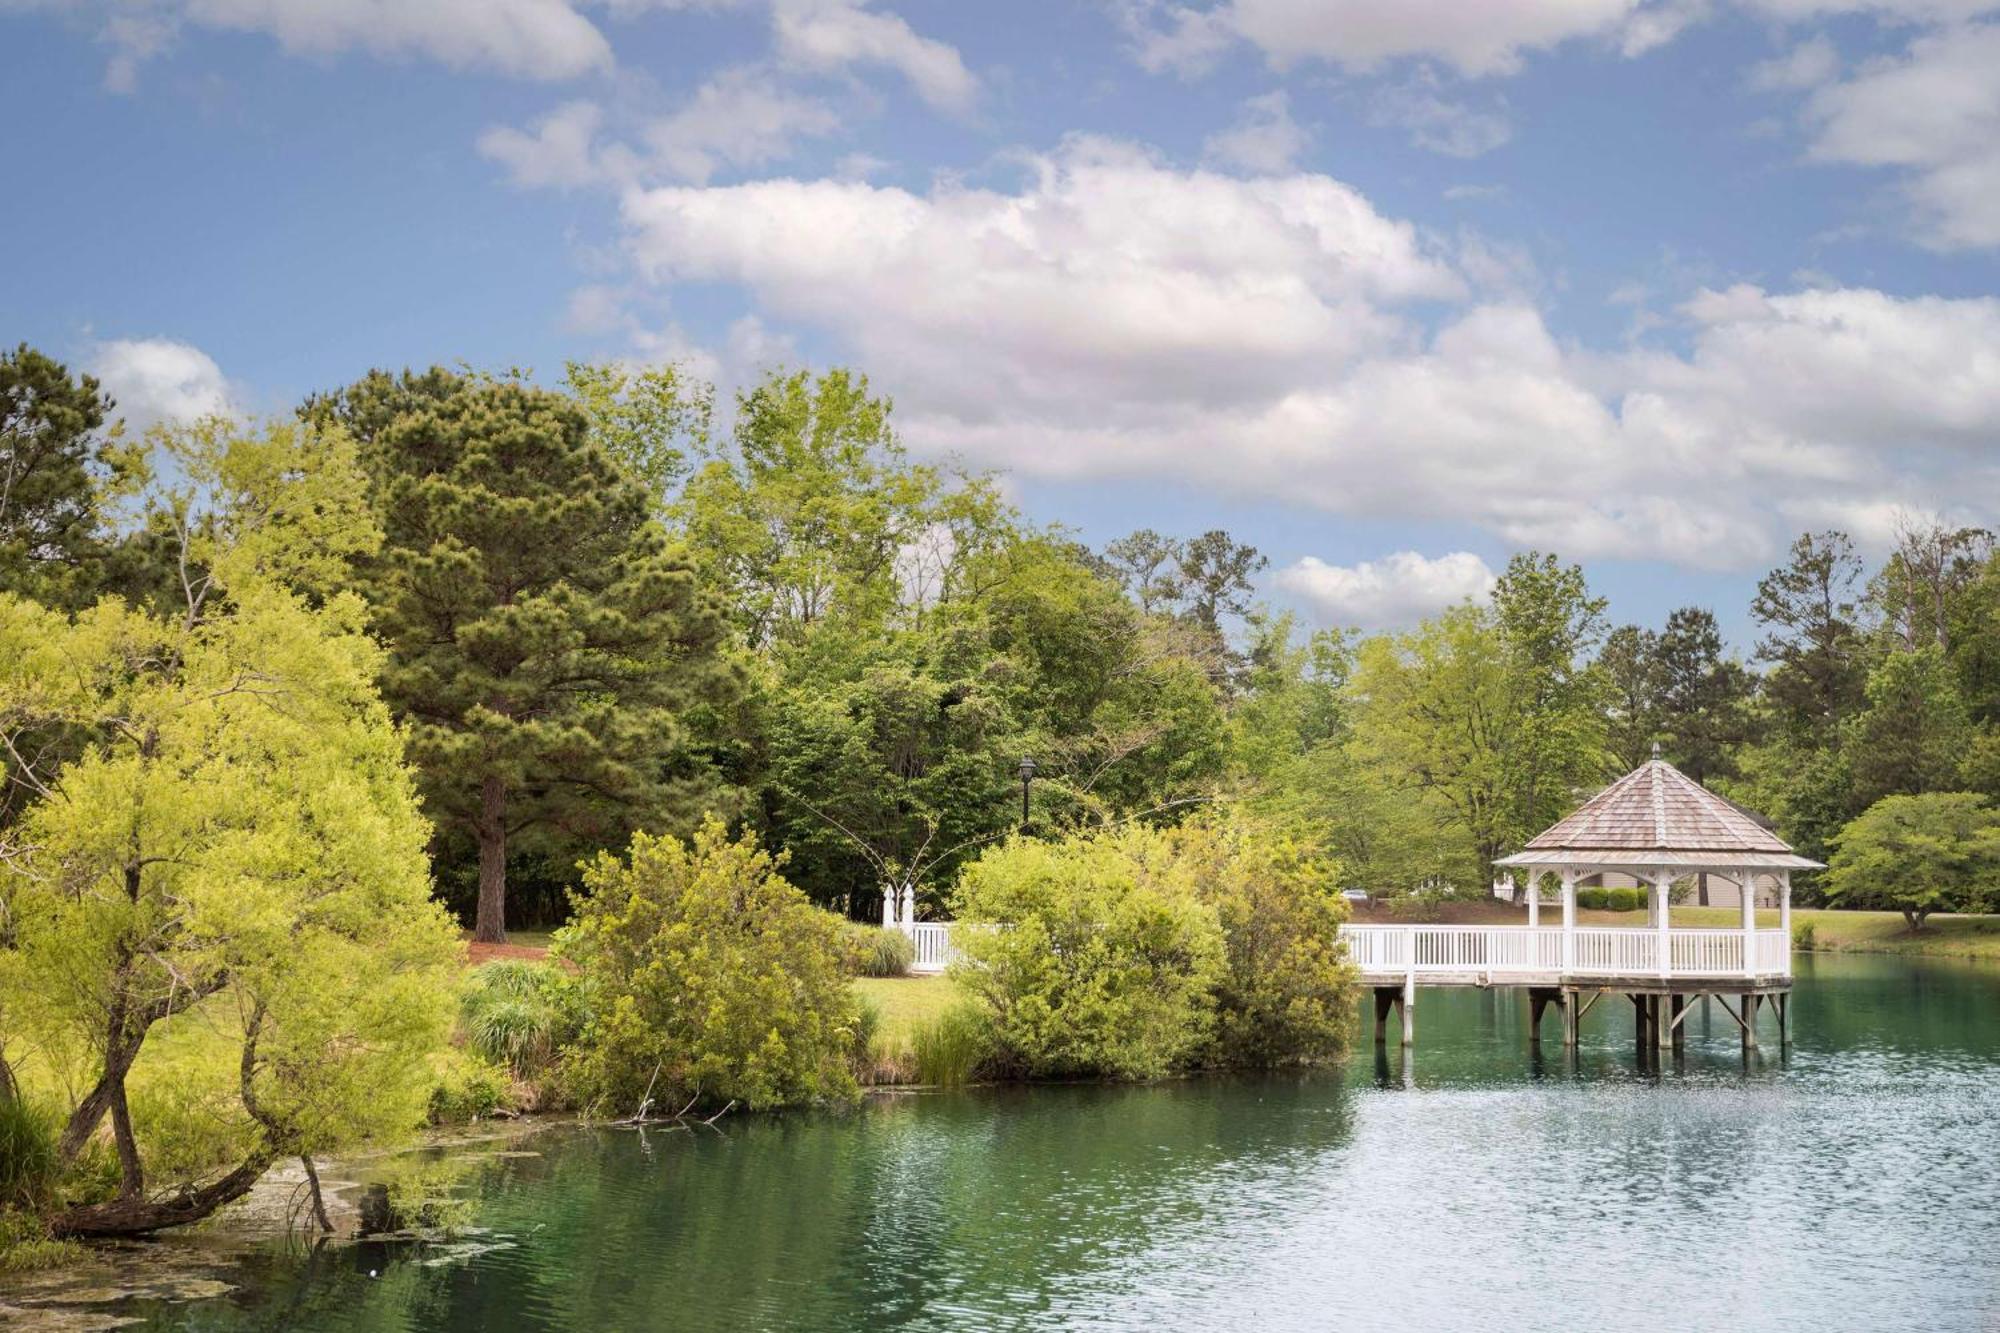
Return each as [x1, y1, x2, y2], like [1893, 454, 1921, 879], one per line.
[17, 953, 2000, 1331]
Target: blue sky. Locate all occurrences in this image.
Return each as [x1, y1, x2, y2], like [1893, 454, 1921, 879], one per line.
[4, 0, 1998, 645]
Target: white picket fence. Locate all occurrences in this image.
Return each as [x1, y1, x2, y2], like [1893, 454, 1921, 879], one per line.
[899, 921, 956, 974]
[1339, 925, 1791, 980]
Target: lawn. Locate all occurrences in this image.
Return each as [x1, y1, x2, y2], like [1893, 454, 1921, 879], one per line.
[853, 973, 957, 1053]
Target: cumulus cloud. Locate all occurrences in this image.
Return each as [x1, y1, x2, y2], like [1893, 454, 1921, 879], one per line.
[86, 0, 612, 88]
[772, 0, 978, 112]
[621, 136, 1462, 420]
[1130, 0, 1656, 78]
[478, 100, 611, 189]
[90, 338, 238, 429]
[608, 137, 2000, 569]
[1276, 551, 1497, 626]
[480, 70, 839, 188]
[644, 67, 841, 182]
[1203, 90, 1309, 173]
[1800, 22, 2000, 250]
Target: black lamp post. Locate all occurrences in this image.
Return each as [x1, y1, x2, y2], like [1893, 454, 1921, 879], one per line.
[1017, 756, 1037, 831]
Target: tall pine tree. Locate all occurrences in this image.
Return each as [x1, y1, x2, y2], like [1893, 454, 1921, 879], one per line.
[320, 369, 736, 942]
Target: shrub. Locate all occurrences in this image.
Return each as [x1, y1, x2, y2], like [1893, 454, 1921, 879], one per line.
[1791, 919, 1818, 951]
[460, 960, 586, 1078]
[845, 924, 915, 978]
[558, 819, 860, 1113]
[1174, 819, 1355, 1068]
[426, 1049, 512, 1124]
[952, 828, 1225, 1080]
[1606, 887, 1642, 912]
[910, 1003, 993, 1086]
[1577, 887, 1609, 910]
[0, 1097, 58, 1212]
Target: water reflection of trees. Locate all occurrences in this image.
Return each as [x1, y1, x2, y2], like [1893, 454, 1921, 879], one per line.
[125, 1079, 1359, 1330]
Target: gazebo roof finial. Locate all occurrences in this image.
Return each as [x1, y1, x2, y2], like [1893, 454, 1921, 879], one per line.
[1651, 739, 1661, 761]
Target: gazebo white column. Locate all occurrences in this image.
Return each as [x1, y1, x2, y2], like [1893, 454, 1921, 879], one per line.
[1560, 870, 1576, 972]
[1654, 870, 1671, 979]
[1741, 872, 1757, 978]
[1526, 873, 1539, 927]
[1779, 871, 1792, 942]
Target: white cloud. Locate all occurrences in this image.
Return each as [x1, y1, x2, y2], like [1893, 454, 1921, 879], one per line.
[478, 100, 611, 189]
[1202, 90, 1309, 173]
[89, 0, 613, 88]
[90, 338, 238, 429]
[1746, 34, 1839, 92]
[621, 136, 1462, 421]
[1276, 551, 1497, 626]
[772, 0, 977, 112]
[644, 66, 840, 182]
[612, 138, 2000, 570]
[480, 70, 838, 189]
[1801, 22, 2000, 250]
[1131, 0, 1654, 78]
[1369, 80, 1513, 157]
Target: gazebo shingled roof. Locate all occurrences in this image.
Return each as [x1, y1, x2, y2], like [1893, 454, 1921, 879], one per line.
[1494, 756, 1824, 872]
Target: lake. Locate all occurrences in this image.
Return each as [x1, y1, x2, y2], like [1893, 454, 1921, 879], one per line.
[17, 953, 2000, 1331]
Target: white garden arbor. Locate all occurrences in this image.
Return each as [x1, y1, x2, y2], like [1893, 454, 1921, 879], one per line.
[1341, 750, 1821, 1051]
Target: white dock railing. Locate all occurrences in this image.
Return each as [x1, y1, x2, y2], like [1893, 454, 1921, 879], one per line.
[1339, 925, 1790, 980]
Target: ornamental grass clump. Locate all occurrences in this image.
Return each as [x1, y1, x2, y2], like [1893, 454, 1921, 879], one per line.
[843, 923, 915, 978]
[459, 960, 585, 1080]
[558, 819, 861, 1114]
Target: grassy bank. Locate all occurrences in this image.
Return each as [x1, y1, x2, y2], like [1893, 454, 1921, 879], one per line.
[853, 974, 957, 1057]
[1350, 900, 2000, 959]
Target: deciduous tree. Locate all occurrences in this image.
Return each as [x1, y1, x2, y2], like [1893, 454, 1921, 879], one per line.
[1826, 792, 2000, 929]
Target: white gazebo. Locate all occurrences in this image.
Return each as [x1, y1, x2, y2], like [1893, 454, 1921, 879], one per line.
[1341, 751, 1821, 1051]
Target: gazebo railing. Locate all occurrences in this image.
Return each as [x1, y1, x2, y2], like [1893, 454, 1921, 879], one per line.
[1339, 925, 1790, 979]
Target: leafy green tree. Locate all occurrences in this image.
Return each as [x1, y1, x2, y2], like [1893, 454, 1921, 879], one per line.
[762, 622, 1021, 917]
[676, 368, 982, 648]
[0, 345, 142, 610]
[1491, 552, 1612, 856]
[1751, 530, 1868, 738]
[1350, 605, 1510, 889]
[1845, 646, 1973, 808]
[1826, 792, 2000, 929]
[951, 827, 1226, 1080]
[0, 418, 458, 1237]
[1598, 623, 1663, 769]
[320, 369, 736, 942]
[1654, 607, 1754, 781]
[1871, 519, 1992, 654]
[1100, 528, 1184, 614]
[562, 359, 712, 505]
[558, 820, 861, 1112]
[1176, 529, 1268, 644]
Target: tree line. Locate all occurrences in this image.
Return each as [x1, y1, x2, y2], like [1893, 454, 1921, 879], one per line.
[5, 345, 1997, 939]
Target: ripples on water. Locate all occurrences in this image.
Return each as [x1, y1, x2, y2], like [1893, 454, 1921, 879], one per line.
[45, 954, 2000, 1332]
